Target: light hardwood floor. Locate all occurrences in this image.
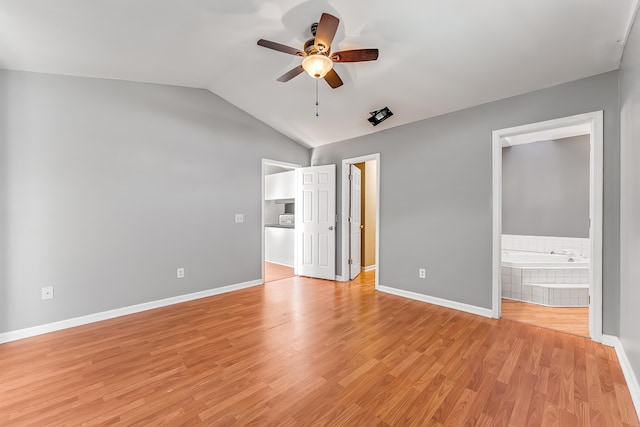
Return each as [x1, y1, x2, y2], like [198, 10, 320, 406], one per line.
[352, 269, 376, 286]
[0, 276, 637, 425]
[264, 262, 295, 283]
[502, 298, 590, 338]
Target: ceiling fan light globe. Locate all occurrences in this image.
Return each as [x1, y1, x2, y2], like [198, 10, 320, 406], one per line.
[302, 55, 333, 79]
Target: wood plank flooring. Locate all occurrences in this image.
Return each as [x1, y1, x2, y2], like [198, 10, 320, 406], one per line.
[0, 276, 637, 425]
[502, 298, 590, 338]
[264, 262, 295, 283]
[351, 269, 376, 286]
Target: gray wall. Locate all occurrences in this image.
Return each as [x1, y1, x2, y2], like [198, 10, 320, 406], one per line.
[502, 135, 590, 238]
[312, 71, 620, 335]
[0, 69, 309, 333]
[619, 15, 640, 390]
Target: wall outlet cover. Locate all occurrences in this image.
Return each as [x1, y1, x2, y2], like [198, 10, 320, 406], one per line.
[235, 213, 244, 223]
[419, 269, 426, 279]
[177, 268, 185, 279]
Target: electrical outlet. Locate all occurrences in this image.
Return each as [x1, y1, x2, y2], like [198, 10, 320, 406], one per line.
[235, 213, 244, 223]
[419, 268, 426, 279]
[41, 286, 54, 300]
[177, 268, 185, 279]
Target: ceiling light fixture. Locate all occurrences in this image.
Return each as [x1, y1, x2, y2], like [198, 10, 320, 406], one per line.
[368, 107, 393, 126]
[301, 54, 333, 78]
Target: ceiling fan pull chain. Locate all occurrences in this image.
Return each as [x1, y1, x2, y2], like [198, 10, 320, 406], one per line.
[315, 78, 319, 117]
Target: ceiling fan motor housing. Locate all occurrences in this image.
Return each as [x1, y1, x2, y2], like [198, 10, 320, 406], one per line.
[304, 38, 330, 56]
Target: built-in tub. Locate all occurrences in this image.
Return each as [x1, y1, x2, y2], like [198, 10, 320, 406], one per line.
[502, 250, 589, 269]
[501, 250, 590, 307]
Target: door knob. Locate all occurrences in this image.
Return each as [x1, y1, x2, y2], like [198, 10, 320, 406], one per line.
[329, 226, 334, 230]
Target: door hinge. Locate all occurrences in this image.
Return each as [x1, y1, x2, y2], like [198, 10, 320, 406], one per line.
[589, 295, 591, 305]
[348, 174, 352, 181]
[348, 259, 353, 265]
[348, 216, 352, 222]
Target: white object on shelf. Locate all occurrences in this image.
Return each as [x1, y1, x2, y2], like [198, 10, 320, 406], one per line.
[265, 170, 296, 200]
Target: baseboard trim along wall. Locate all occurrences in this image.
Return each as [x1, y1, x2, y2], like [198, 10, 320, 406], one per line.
[264, 260, 294, 268]
[0, 279, 264, 344]
[602, 334, 640, 415]
[362, 265, 377, 272]
[335, 275, 346, 282]
[377, 285, 493, 318]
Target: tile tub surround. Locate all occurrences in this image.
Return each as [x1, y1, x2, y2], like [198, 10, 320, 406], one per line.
[502, 266, 589, 306]
[502, 234, 590, 257]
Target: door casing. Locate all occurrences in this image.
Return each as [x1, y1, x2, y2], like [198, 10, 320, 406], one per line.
[340, 153, 381, 287]
[491, 111, 604, 341]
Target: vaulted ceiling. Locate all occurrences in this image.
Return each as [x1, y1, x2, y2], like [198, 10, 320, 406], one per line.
[0, 0, 637, 147]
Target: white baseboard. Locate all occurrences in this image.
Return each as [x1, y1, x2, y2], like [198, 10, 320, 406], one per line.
[0, 279, 263, 345]
[362, 265, 376, 272]
[602, 334, 640, 416]
[264, 260, 294, 268]
[377, 285, 493, 318]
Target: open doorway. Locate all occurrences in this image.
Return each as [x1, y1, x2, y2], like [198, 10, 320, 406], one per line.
[262, 159, 300, 284]
[492, 112, 603, 340]
[341, 154, 380, 287]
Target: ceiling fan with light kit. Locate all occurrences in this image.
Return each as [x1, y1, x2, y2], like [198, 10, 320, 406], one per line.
[257, 12, 379, 89]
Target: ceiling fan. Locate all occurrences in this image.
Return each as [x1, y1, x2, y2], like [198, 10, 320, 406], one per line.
[257, 13, 379, 89]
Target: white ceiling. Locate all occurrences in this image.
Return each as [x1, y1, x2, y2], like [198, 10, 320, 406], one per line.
[0, 0, 637, 148]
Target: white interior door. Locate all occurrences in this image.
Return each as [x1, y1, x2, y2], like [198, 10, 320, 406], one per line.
[349, 165, 362, 280]
[296, 165, 336, 280]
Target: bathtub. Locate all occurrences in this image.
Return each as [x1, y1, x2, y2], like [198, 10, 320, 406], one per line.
[501, 250, 590, 307]
[502, 250, 589, 269]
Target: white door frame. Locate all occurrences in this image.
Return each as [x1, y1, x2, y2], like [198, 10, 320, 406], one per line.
[341, 153, 381, 287]
[491, 111, 604, 342]
[261, 159, 301, 284]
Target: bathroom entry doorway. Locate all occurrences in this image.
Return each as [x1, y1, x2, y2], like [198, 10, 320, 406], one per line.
[492, 112, 603, 340]
[341, 154, 380, 287]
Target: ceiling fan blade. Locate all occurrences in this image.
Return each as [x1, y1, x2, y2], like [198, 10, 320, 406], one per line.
[314, 13, 339, 53]
[331, 49, 379, 63]
[277, 65, 305, 82]
[257, 39, 304, 56]
[324, 68, 343, 89]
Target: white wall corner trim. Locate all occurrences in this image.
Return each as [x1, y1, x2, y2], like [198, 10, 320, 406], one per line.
[0, 279, 263, 345]
[377, 285, 493, 318]
[602, 335, 640, 415]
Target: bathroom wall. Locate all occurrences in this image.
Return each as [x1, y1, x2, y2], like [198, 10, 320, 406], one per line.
[502, 135, 590, 238]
